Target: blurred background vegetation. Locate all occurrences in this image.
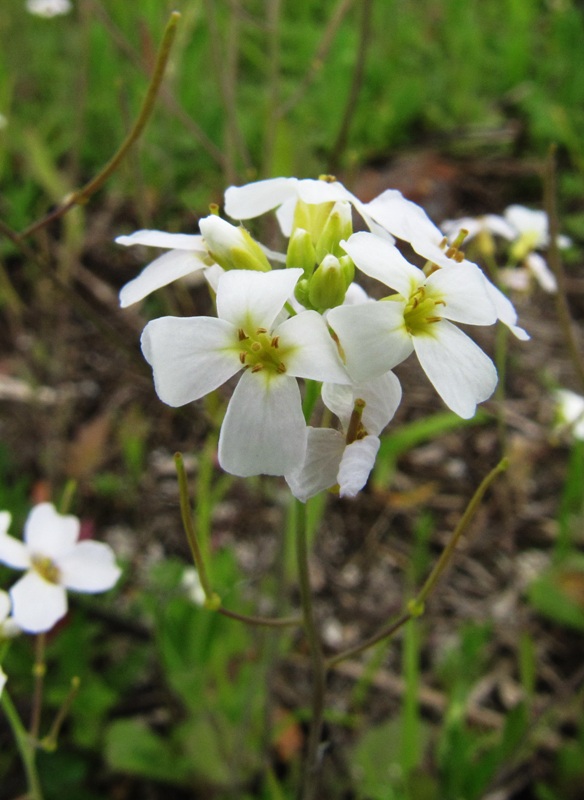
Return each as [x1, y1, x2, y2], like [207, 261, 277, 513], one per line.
[1, 1, 584, 799]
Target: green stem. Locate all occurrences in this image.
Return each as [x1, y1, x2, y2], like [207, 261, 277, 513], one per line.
[217, 607, 301, 628]
[327, 458, 508, 669]
[411, 457, 508, 611]
[19, 11, 182, 240]
[295, 499, 327, 800]
[1, 690, 44, 800]
[174, 452, 220, 609]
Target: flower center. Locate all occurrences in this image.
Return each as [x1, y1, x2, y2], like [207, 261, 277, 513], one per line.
[31, 554, 61, 584]
[238, 327, 290, 375]
[403, 286, 445, 336]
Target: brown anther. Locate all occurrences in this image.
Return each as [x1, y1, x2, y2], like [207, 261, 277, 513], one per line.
[412, 297, 420, 309]
[434, 299, 446, 307]
[239, 352, 247, 364]
[238, 328, 248, 341]
[425, 316, 442, 323]
[454, 251, 464, 262]
[271, 336, 280, 348]
[256, 327, 268, 334]
[251, 364, 264, 373]
[445, 246, 456, 259]
[439, 236, 448, 250]
[276, 362, 287, 374]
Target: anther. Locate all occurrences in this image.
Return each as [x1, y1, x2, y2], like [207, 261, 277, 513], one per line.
[251, 364, 264, 373]
[276, 362, 287, 374]
[238, 328, 248, 341]
[239, 352, 247, 364]
[454, 251, 464, 262]
[425, 316, 441, 323]
[256, 327, 268, 334]
[271, 336, 280, 348]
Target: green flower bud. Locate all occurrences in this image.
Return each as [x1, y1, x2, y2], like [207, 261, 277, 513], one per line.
[286, 228, 317, 277]
[199, 215, 271, 272]
[294, 277, 312, 309]
[339, 254, 355, 288]
[308, 254, 347, 311]
[292, 199, 334, 243]
[315, 201, 353, 262]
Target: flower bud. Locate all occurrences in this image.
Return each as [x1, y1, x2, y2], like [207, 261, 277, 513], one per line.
[286, 228, 317, 277]
[294, 278, 311, 309]
[199, 215, 271, 272]
[292, 199, 334, 243]
[308, 254, 347, 311]
[315, 201, 353, 262]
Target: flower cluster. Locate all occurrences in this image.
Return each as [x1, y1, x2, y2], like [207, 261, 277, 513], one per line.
[0, 504, 121, 634]
[118, 177, 529, 498]
[443, 204, 571, 294]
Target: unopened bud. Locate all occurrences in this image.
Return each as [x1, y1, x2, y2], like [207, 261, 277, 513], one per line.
[308, 254, 347, 311]
[315, 201, 353, 261]
[292, 199, 334, 243]
[199, 215, 271, 272]
[286, 228, 317, 277]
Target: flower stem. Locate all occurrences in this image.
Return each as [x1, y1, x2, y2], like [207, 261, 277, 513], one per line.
[1, 690, 44, 800]
[294, 499, 327, 800]
[19, 11, 182, 240]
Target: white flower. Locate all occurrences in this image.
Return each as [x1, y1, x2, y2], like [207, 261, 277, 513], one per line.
[141, 268, 349, 477]
[328, 231, 500, 419]
[116, 229, 214, 308]
[0, 666, 5, 698]
[26, 0, 72, 17]
[0, 589, 20, 639]
[554, 389, 584, 441]
[0, 505, 121, 634]
[364, 189, 529, 341]
[504, 204, 571, 251]
[286, 371, 401, 501]
[441, 214, 516, 243]
[224, 176, 392, 240]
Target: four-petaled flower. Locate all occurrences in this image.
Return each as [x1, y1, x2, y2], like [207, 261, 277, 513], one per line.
[0, 504, 121, 634]
[141, 268, 349, 477]
[328, 231, 499, 419]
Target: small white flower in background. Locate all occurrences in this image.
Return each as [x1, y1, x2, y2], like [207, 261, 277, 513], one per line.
[0, 666, 6, 698]
[441, 214, 516, 244]
[328, 231, 500, 419]
[554, 389, 584, 441]
[0, 504, 121, 634]
[286, 371, 402, 501]
[0, 589, 20, 639]
[26, 0, 72, 17]
[141, 268, 349, 477]
[181, 568, 206, 606]
[364, 189, 529, 340]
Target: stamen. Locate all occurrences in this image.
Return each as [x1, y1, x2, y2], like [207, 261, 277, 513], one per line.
[425, 316, 441, 324]
[345, 398, 367, 444]
[271, 336, 280, 348]
[256, 327, 268, 334]
[276, 362, 287, 374]
[251, 364, 264, 373]
[238, 328, 248, 341]
[239, 352, 247, 364]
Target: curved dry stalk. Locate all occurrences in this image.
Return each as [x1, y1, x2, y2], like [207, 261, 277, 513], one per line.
[19, 11, 182, 240]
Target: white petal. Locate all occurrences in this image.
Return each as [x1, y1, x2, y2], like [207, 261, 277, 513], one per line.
[504, 205, 548, 244]
[277, 312, 350, 383]
[337, 435, 380, 497]
[426, 264, 497, 325]
[0, 667, 6, 697]
[120, 249, 208, 307]
[0, 511, 11, 536]
[413, 321, 498, 418]
[10, 572, 67, 633]
[0, 535, 30, 570]
[285, 428, 345, 502]
[224, 177, 299, 219]
[216, 268, 302, 330]
[322, 371, 402, 435]
[342, 232, 421, 296]
[327, 302, 414, 381]
[296, 179, 354, 204]
[59, 542, 121, 593]
[366, 189, 443, 243]
[218, 371, 307, 476]
[141, 316, 240, 407]
[483, 281, 530, 340]
[115, 230, 205, 251]
[25, 503, 79, 559]
[525, 252, 557, 293]
[276, 197, 298, 236]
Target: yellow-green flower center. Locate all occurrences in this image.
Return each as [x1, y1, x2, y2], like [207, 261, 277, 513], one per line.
[403, 286, 445, 336]
[237, 327, 293, 376]
[31, 554, 61, 584]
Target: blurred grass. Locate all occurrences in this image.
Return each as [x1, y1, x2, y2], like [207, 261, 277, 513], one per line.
[1, 0, 584, 231]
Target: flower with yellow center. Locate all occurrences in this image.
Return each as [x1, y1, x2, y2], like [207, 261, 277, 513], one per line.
[327, 232, 500, 419]
[141, 268, 350, 476]
[0, 505, 121, 634]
